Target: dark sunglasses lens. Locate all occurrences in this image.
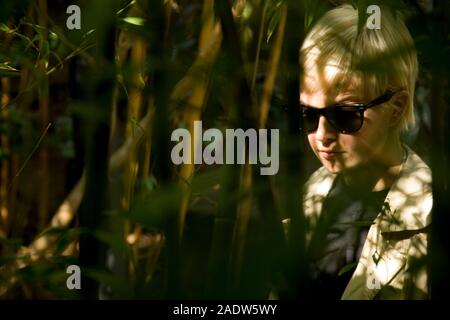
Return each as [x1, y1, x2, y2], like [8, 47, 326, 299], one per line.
[302, 107, 319, 132]
[328, 107, 363, 133]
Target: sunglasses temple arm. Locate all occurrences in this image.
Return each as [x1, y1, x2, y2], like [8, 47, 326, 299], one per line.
[365, 90, 396, 109]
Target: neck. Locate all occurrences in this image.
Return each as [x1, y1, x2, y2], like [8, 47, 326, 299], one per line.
[342, 138, 405, 192]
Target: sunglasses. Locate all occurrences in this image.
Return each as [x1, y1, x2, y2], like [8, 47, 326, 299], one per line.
[299, 90, 396, 134]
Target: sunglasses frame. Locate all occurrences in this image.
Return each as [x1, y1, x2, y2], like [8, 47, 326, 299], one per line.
[299, 90, 396, 134]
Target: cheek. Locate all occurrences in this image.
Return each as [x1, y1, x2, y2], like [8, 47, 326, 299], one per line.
[307, 134, 316, 150]
[340, 135, 368, 161]
[343, 118, 390, 160]
[360, 114, 391, 146]
[307, 134, 321, 158]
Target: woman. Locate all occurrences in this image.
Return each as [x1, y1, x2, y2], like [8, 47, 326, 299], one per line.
[289, 4, 432, 299]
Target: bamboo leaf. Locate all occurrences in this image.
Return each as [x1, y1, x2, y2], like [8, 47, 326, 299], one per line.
[49, 31, 59, 50]
[126, 185, 182, 230]
[83, 29, 96, 38]
[0, 254, 28, 265]
[94, 230, 132, 258]
[142, 175, 158, 192]
[0, 62, 20, 77]
[54, 228, 82, 255]
[338, 262, 358, 276]
[266, 1, 283, 43]
[122, 17, 145, 26]
[117, 0, 137, 15]
[83, 268, 134, 297]
[190, 168, 222, 195]
[0, 23, 10, 32]
[0, 148, 10, 160]
[0, 237, 22, 248]
[38, 227, 65, 236]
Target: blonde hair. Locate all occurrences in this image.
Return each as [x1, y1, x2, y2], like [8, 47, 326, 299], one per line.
[300, 4, 418, 131]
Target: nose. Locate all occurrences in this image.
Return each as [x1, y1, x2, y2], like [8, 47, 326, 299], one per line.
[314, 115, 337, 145]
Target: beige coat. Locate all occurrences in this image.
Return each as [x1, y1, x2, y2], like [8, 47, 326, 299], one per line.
[285, 146, 432, 299]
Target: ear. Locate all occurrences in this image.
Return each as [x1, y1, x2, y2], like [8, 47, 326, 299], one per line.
[389, 90, 409, 128]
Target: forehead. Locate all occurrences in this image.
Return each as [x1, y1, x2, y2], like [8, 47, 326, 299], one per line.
[300, 80, 365, 108]
[300, 63, 368, 105]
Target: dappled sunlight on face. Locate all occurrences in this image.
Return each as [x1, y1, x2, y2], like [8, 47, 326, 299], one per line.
[300, 82, 396, 174]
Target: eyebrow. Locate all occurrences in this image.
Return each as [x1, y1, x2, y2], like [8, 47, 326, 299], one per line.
[299, 100, 358, 108]
[335, 94, 362, 103]
[299, 101, 317, 108]
[299, 95, 362, 107]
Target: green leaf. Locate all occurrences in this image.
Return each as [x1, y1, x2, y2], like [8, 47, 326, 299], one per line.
[190, 168, 222, 195]
[83, 29, 96, 38]
[266, 6, 281, 43]
[0, 254, 29, 265]
[122, 17, 145, 26]
[41, 40, 50, 60]
[0, 148, 10, 160]
[54, 228, 84, 255]
[49, 31, 60, 50]
[94, 230, 132, 258]
[84, 268, 134, 297]
[304, 12, 314, 30]
[0, 23, 10, 32]
[0, 237, 22, 248]
[0, 62, 20, 77]
[117, 0, 137, 15]
[142, 175, 158, 192]
[16, 261, 56, 279]
[338, 262, 358, 276]
[127, 185, 181, 230]
[38, 226, 67, 237]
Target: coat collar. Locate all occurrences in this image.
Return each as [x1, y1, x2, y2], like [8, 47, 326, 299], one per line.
[303, 145, 432, 232]
[302, 145, 432, 299]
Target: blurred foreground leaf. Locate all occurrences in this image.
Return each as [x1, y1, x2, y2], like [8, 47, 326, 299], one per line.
[0, 62, 20, 77]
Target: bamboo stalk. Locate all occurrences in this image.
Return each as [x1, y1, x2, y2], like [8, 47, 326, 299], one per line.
[0, 20, 20, 239]
[123, 37, 146, 208]
[280, 0, 308, 299]
[140, 98, 154, 188]
[206, 0, 256, 298]
[37, 0, 49, 232]
[110, 29, 132, 145]
[5, 0, 221, 293]
[146, 0, 179, 297]
[119, 2, 147, 213]
[24, 98, 154, 260]
[9, 154, 19, 236]
[76, 0, 119, 299]
[136, 97, 157, 284]
[25, 108, 150, 257]
[229, 4, 287, 293]
[259, 5, 287, 128]
[0, 21, 14, 239]
[177, 0, 221, 242]
[0, 78, 10, 238]
[230, 162, 252, 289]
[115, 4, 156, 287]
[8, 8, 34, 240]
[125, 36, 147, 281]
[251, 0, 268, 91]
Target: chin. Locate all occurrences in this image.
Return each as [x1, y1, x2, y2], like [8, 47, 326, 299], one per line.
[322, 161, 343, 174]
[322, 159, 359, 174]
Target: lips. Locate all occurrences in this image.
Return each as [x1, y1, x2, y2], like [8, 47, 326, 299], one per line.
[318, 150, 343, 160]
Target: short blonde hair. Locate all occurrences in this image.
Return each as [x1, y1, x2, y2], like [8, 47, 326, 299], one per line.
[300, 4, 418, 131]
